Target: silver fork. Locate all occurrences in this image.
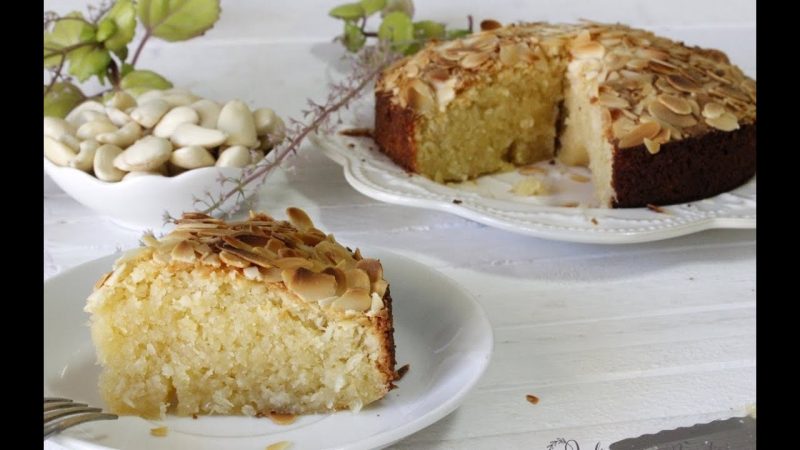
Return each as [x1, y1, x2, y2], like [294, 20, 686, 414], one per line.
[44, 397, 118, 439]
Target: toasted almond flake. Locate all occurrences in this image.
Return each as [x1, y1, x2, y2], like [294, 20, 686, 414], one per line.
[331, 288, 372, 312]
[405, 79, 435, 113]
[612, 116, 636, 139]
[460, 51, 491, 69]
[499, 43, 521, 66]
[404, 63, 419, 78]
[356, 259, 384, 283]
[471, 34, 500, 51]
[345, 268, 371, 290]
[618, 121, 661, 149]
[222, 246, 274, 268]
[705, 112, 739, 131]
[666, 74, 702, 92]
[702, 102, 726, 119]
[647, 100, 698, 128]
[643, 138, 661, 154]
[372, 279, 389, 298]
[571, 41, 605, 59]
[272, 257, 314, 270]
[625, 58, 649, 70]
[597, 93, 629, 109]
[94, 271, 112, 290]
[282, 268, 337, 302]
[219, 250, 251, 268]
[286, 207, 313, 230]
[171, 240, 196, 263]
[656, 94, 692, 115]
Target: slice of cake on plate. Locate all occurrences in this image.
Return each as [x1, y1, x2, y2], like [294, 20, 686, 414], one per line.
[85, 208, 396, 418]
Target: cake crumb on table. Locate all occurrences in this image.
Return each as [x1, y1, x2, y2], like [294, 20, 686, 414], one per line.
[150, 426, 168, 437]
[526, 394, 540, 405]
[269, 412, 298, 425]
[266, 440, 293, 450]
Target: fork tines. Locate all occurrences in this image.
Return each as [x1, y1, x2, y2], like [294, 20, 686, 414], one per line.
[44, 397, 118, 439]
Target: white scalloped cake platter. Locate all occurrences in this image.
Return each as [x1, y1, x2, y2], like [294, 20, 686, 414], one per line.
[311, 118, 755, 244]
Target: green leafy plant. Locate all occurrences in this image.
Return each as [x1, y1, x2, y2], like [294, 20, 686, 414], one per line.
[43, 0, 221, 118]
[329, 0, 473, 55]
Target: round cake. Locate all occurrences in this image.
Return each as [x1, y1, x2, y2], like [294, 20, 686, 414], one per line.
[374, 22, 756, 207]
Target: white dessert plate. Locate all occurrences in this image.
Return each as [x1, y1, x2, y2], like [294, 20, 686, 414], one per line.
[44, 249, 493, 450]
[310, 109, 755, 244]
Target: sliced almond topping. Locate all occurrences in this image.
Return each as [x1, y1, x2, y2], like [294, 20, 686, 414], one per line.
[460, 51, 491, 69]
[625, 58, 649, 70]
[345, 268, 371, 290]
[356, 259, 384, 283]
[643, 138, 661, 154]
[705, 112, 739, 131]
[571, 41, 605, 59]
[597, 93, 629, 109]
[611, 116, 636, 139]
[221, 246, 274, 268]
[648, 100, 698, 128]
[201, 253, 221, 267]
[272, 257, 314, 270]
[372, 279, 389, 298]
[656, 94, 692, 115]
[331, 288, 372, 312]
[666, 74, 702, 93]
[242, 266, 262, 280]
[266, 441, 292, 450]
[282, 267, 337, 302]
[405, 79, 435, 114]
[219, 250, 251, 268]
[286, 207, 313, 230]
[171, 240, 196, 264]
[322, 266, 347, 295]
[702, 102, 726, 119]
[618, 121, 661, 149]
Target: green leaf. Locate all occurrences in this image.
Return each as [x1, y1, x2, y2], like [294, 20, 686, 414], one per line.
[67, 45, 111, 82]
[100, 0, 137, 51]
[44, 82, 84, 118]
[446, 28, 471, 40]
[96, 20, 117, 42]
[413, 20, 445, 40]
[378, 11, 414, 52]
[137, 0, 221, 42]
[120, 69, 173, 95]
[359, 0, 386, 16]
[120, 62, 135, 77]
[343, 22, 366, 52]
[114, 46, 129, 62]
[44, 12, 95, 68]
[329, 3, 364, 20]
[381, 0, 414, 18]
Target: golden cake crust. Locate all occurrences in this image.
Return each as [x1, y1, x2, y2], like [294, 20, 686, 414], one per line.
[374, 21, 756, 207]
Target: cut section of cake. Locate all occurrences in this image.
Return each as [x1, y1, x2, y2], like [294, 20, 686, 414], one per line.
[85, 208, 396, 418]
[374, 22, 756, 207]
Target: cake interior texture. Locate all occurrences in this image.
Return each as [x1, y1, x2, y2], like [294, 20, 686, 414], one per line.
[85, 209, 395, 418]
[417, 64, 565, 183]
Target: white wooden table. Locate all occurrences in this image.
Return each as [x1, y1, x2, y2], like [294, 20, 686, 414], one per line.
[44, 1, 756, 448]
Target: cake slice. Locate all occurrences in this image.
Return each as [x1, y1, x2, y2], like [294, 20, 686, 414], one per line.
[85, 208, 396, 418]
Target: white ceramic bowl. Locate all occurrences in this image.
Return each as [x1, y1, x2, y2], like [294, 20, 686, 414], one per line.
[44, 157, 256, 230]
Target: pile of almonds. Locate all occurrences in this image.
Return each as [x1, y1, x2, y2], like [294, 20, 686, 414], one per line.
[43, 88, 286, 181]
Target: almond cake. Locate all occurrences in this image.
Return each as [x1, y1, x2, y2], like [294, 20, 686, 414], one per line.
[85, 208, 396, 418]
[374, 22, 756, 207]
